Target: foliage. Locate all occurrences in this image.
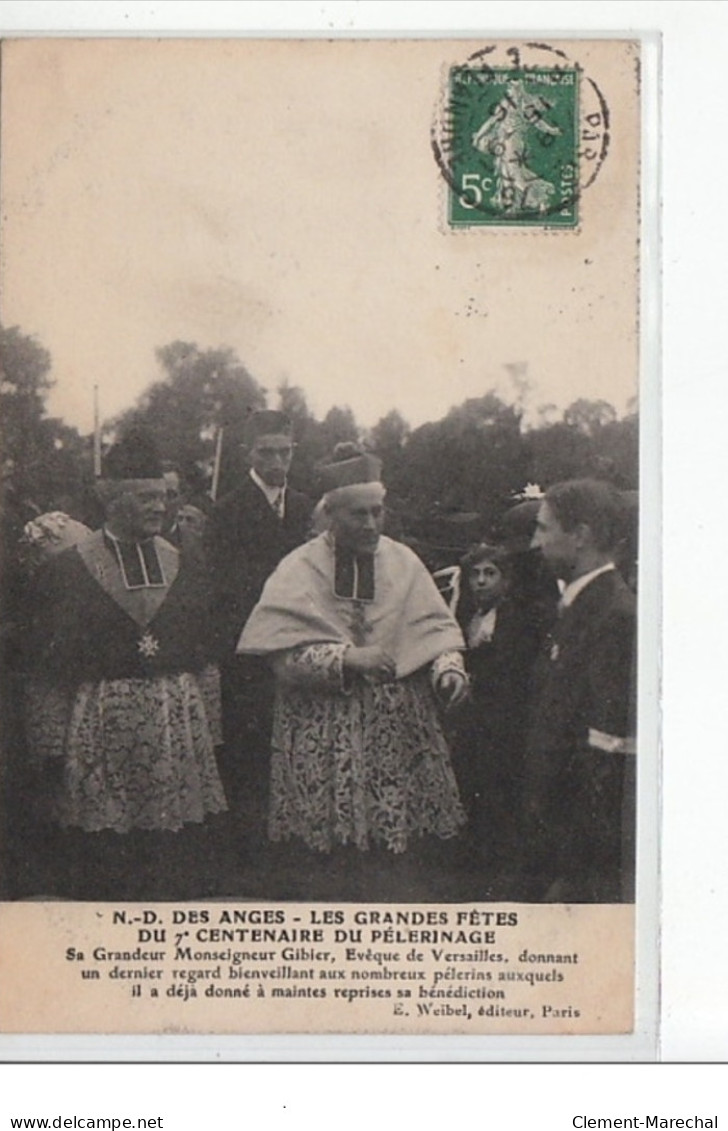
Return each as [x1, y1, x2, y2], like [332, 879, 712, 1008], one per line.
[1, 326, 640, 554]
[275, 380, 325, 491]
[112, 341, 267, 497]
[365, 407, 407, 469]
[319, 405, 360, 452]
[274, 384, 364, 492]
[563, 397, 619, 434]
[0, 325, 88, 528]
[397, 393, 528, 527]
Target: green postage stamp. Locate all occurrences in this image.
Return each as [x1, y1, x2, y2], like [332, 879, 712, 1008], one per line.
[446, 66, 580, 228]
[431, 41, 612, 230]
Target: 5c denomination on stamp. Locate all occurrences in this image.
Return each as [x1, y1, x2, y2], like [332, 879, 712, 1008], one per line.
[432, 42, 610, 228]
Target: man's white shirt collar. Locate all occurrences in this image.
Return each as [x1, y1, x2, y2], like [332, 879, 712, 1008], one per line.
[250, 468, 286, 515]
[560, 562, 615, 609]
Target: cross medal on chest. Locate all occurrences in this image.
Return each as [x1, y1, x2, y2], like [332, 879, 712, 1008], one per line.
[138, 631, 161, 658]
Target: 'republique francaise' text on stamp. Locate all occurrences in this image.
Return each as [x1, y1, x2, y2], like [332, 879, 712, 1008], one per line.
[445, 65, 580, 228]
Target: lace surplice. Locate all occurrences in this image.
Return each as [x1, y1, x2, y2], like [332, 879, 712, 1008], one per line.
[268, 644, 466, 853]
[56, 672, 226, 833]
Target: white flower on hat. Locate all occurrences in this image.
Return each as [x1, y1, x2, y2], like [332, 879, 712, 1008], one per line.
[513, 483, 544, 501]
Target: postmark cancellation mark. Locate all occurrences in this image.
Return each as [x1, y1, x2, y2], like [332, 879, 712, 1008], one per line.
[432, 43, 610, 228]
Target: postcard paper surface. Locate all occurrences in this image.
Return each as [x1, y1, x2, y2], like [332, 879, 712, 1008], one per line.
[0, 37, 642, 1040]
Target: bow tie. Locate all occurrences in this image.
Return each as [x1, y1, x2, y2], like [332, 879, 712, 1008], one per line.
[104, 531, 165, 590]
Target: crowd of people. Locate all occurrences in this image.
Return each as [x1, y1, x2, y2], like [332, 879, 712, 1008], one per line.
[1, 411, 637, 903]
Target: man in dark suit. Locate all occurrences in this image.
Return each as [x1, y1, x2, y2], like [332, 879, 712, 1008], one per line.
[525, 478, 636, 903]
[207, 411, 312, 820]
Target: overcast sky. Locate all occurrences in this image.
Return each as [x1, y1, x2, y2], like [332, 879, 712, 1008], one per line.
[1, 38, 639, 435]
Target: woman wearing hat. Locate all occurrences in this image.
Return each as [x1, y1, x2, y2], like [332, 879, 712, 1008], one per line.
[238, 452, 469, 856]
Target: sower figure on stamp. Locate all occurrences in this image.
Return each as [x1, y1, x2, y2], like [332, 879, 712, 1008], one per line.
[206, 410, 312, 828]
[237, 453, 469, 866]
[524, 479, 636, 903]
[21, 428, 227, 900]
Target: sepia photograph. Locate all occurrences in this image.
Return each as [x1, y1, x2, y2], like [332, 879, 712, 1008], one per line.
[0, 34, 649, 1038]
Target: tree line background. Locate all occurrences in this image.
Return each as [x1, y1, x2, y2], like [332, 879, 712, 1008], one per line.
[1, 324, 638, 559]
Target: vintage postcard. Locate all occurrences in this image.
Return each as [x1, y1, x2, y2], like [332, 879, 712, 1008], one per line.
[0, 36, 653, 1050]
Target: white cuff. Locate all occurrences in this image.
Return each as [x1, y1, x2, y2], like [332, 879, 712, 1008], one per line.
[588, 728, 636, 755]
[431, 650, 467, 690]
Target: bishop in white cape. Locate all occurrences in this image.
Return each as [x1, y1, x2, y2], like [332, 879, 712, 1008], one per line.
[237, 459, 469, 854]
